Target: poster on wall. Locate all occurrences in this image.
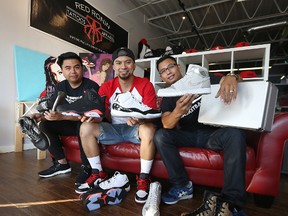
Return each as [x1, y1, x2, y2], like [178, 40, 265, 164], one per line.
[79, 53, 114, 86]
[14, 46, 49, 101]
[30, 0, 128, 53]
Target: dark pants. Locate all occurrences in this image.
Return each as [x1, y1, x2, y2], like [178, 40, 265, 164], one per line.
[154, 127, 246, 207]
[39, 120, 89, 166]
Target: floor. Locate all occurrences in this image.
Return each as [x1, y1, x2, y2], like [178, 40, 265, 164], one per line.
[0, 150, 287, 216]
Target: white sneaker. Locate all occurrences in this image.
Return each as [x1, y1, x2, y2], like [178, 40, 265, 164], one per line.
[157, 64, 211, 97]
[111, 92, 162, 119]
[142, 181, 161, 216]
[99, 171, 130, 192]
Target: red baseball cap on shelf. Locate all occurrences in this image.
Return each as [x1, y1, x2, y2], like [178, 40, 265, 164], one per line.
[234, 42, 250, 47]
[240, 70, 257, 78]
[185, 48, 198, 53]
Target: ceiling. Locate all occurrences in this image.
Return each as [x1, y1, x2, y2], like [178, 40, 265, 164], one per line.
[123, 0, 288, 65]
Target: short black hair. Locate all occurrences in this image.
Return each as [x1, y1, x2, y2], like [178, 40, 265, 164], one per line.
[57, 52, 82, 68]
[156, 55, 177, 71]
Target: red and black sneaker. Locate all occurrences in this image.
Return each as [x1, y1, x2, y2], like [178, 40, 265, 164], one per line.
[135, 174, 151, 204]
[57, 88, 106, 118]
[75, 169, 107, 194]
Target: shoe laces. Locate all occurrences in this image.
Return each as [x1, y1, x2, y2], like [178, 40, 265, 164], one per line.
[147, 184, 160, 208]
[216, 201, 232, 216]
[85, 173, 101, 184]
[136, 176, 150, 191]
[191, 196, 217, 215]
[20, 117, 41, 141]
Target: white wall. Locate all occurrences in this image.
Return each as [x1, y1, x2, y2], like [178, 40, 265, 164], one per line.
[0, 0, 164, 152]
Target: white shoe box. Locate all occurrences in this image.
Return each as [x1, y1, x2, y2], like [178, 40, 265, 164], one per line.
[198, 81, 278, 131]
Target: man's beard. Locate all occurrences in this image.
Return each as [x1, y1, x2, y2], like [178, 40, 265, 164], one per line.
[118, 73, 131, 80]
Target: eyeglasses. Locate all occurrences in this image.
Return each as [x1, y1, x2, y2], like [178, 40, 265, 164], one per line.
[158, 64, 177, 75]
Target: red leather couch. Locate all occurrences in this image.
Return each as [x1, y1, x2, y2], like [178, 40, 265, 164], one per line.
[61, 112, 288, 208]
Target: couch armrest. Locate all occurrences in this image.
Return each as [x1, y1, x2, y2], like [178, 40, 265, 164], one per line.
[247, 112, 288, 196]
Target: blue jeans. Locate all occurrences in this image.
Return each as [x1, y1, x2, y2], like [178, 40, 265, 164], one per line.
[154, 127, 246, 207]
[98, 122, 140, 144]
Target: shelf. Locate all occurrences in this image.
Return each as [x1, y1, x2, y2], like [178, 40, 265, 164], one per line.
[135, 44, 271, 88]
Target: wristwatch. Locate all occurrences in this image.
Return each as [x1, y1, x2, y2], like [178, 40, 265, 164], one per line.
[226, 71, 240, 81]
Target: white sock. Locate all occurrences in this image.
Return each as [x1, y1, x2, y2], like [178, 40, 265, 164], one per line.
[88, 156, 103, 171]
[140, 158, 153, 174]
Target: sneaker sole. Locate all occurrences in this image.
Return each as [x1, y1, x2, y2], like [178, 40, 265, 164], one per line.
[84, 109, 103, 118]
[135, 194, 148, 204]
[157, 88, 211, 97]
[38, 168, 71, 178]
[61, 112, 80, 116]
[82, 188, 127, 211]
[163, 194, 193, 205]
[111, 109, 161, 119]
[33, 132, 50, 151]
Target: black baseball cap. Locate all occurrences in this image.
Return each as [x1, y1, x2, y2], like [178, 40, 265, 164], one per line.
[112, 47, 135, 63]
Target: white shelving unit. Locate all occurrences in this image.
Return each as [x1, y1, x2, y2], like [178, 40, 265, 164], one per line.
[135, 44, 271, 92]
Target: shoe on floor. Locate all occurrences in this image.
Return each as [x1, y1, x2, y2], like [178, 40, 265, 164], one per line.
[81, 187, 128, 211]
[75, 164, 92, 187]
[216, 200, 247, 216]
[38, 161, 71, 178]
[180, 190, 219, 216]
[75, 169, 107, 194]
[157, 64, 211, 97]
[162, 181, 193, 205]
[135, 173, 151, 204]
[57, 88, 105, 118]
[142, 181, 161, 216]
[18, 116, 50, 151]
[98, 171, 130, 192]
[81, 171, 130, 211]
[111, 92, 161, 119]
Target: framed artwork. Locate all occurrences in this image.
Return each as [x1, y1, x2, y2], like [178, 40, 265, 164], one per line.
[14, 46, 49, 101]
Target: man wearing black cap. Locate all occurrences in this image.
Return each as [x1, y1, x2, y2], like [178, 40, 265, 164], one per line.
[76, 47, 158, 204]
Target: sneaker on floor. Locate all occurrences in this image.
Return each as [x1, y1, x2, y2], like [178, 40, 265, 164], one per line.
[38, 161, 71, 178]
[216, 200, 247, 216]
[142, 181, 161, 216]
[157, 64, 211, 97]
[57, 88, 105, 118]
[135, 174, 151, 204]
[180, 190, 219, 216]
[75, 169, 107, 194]
[18, 116, 50, 151]
[98, 171, 130, 192]
[111, 92, 161, 119]
[81, 187, 128, 211]
[75, 164, 92, 187]
[162, 181, 193, 205]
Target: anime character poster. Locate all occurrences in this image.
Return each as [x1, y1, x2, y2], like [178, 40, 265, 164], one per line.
[41, 56, 65, 98]
[79, 53, 114, 86]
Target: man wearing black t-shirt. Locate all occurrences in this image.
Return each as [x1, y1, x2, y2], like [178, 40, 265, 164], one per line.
[31, 52, 99, 185]
[154, 55, 247, 216]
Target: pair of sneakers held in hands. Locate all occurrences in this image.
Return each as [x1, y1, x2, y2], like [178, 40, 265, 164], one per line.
[18, 88, 161, 151]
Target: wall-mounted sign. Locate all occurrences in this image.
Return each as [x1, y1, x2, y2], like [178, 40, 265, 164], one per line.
[30, 0, 128, 53]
